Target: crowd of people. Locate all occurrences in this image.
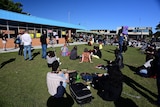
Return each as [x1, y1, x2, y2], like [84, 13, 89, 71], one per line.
[45, 40, 126, 103]
[1, 30, 160, 105]
[41, 31, 160, 105]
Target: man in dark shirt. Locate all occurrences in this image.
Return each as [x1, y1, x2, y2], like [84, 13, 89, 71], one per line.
[40, 30, 47, 59]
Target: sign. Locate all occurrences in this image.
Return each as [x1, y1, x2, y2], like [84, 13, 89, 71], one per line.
[122, 26, 128, 35]
[62, 31, 66, 35]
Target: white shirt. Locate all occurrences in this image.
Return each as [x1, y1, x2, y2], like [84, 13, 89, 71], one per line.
[46, 56, 57, 64]
[46, 72, 66, 96]
[144, 59, 153, 68]
[21, 33, 32, 46]
[53, 32, 57, 36]
[56, 35, 59, 40]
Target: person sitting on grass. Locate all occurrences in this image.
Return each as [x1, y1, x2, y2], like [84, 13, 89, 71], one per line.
[91, 61, 123, 101]
[46, 51, 61, 68]
[91, 46, 102, 59]
[136, 58, 153, 77]
[61, 43, 70, 56]
[79, 48, 93, 63]
[70, 46, 79, 60]
[88, 37, 94, 46]
[46, 60, 69, 96]
[99, 41, 103, 50]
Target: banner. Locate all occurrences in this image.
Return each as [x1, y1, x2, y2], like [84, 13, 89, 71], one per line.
[122, 26, 128, 35]
[62, 31, 66, 35]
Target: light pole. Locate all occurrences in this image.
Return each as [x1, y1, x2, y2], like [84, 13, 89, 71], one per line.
[68, 11, 70, 23]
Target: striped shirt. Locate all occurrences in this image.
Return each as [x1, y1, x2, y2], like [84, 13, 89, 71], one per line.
[46, 72, 66, 96]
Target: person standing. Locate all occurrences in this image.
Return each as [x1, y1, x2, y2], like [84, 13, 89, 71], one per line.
[53, 31, 59, 44]
[1, 32, 7, 51]
[118, 33, 124, 53]
[40, 30, 47, 59]
[17, 33, 23, 56]
[55, 34, 59, 44]
[21, 30, 32, 60]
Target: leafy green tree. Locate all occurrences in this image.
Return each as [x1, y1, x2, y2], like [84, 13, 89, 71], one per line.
[0, 0, 23, 13]
[155, 22, 160, 30]
[154, 22, 160, 39]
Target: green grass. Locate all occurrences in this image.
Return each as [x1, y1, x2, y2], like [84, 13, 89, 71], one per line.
[0, 44, 158, 107]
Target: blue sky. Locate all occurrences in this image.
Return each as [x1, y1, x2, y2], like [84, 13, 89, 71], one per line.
[13, 0, 160, 33]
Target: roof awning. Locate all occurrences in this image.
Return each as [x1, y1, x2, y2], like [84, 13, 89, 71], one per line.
[0, 9, 86, 30]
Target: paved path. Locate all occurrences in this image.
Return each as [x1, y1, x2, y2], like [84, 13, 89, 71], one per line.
[0, 42, 87, 53]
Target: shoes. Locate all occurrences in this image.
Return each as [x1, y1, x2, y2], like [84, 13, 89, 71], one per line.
[29, 59, 33, 61]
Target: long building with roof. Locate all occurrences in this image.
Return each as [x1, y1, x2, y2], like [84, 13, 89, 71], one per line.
[0, 9, 86, 48]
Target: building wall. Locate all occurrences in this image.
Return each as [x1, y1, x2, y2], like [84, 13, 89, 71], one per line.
[0, 38, 65, 49]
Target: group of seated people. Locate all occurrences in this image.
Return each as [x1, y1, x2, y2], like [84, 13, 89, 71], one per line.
[91, 61, 123, 101]
[145, 44, 156, 62]
[135, 43, 160, 78]
[70, 46, 102, 63]
[78, 48, 124, 101]
[46, 43, 125, 102]
[61, 43, 102, 63]
[80, 60, 123, 101]
[46, 50, 68, 98]
[95, 48, 124, 71]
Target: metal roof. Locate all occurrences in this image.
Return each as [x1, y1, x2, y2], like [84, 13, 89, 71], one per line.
[76, 30, 107, 35]
[0, 9, 86, 30]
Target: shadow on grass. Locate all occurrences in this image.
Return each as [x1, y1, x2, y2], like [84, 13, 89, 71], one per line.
[125, 64, 137, 73]
[32, 51, 40, 59]
[103, 59, 110, 64]
[105, 49, 115, 54]
[124, 64, 150, 78]
[47, 92, 74, 107]
[0, 58, 16, 69]
[123, 74, 157, 104]
[114, 97, 138, 107]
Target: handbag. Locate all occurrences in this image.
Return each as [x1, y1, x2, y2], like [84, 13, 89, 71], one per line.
[15, 38, 20, 44]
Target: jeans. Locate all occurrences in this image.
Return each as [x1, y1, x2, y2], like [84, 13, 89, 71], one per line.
[42, 44, 47, 58]
[23, 45, 32, 60]
[18, 45, 23, 55]
[119, 43, 123, 53]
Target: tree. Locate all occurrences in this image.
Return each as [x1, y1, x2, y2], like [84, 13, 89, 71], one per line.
[0, 0, 23, 13]
[154, 22, 160, 39]
[155, 22, 160, 30]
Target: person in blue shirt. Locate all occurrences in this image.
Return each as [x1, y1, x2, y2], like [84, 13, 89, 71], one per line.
[118, 33, 124, 53]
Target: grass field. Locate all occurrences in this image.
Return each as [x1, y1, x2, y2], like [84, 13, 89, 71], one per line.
[0, 44, 158, 107]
